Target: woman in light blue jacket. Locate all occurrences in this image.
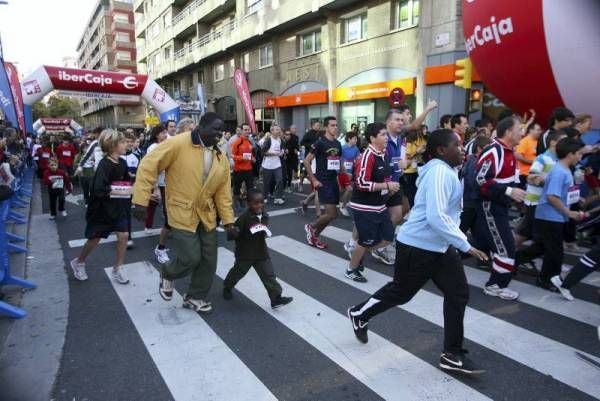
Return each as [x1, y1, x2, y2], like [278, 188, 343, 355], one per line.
[347, 129, 488, 375]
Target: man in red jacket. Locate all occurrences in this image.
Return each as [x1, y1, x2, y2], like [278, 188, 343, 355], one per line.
[230, 123, 255, 211]
[43, 159, 72, 220]
[56, 136, 77, 176]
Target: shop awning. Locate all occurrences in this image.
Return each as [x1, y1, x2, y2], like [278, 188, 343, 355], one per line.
[265, 90, 328, 108]
[333, 78, 416, 103]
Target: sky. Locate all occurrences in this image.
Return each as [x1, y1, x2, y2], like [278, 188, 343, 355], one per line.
[0, 0, 97, 78]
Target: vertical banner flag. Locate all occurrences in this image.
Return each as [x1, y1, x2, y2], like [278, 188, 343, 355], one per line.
[233, 69, 257, 133]
[197, 83, 206, 116]
[0, 57, 18, 128]
[5, 62, 26, 133]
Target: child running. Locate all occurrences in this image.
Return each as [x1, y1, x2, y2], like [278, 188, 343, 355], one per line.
[223, 188, 293, 308]
[42, 158, 72, 220]
[70, 129, 132, 284]
[347, 129, 488, 375]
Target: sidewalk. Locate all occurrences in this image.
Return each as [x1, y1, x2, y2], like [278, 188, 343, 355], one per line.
[0, 178, 69, 401]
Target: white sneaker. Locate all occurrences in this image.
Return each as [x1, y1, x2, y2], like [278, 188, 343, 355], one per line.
[49, 215, 56, 220]
[182, 295, 212, 313]
[112, 267, 129, 284]
[127, 240, 134, 249]
[154, 245, 170, 264]
[483, 284, 519, 300]
[274, 198, 285, 205]
[144, 227, 152, 234]
[61, 210, 68, 217]
[551, 275, 574, 301]
[339, 207, 350, 217]
[70, 258, 88, 281]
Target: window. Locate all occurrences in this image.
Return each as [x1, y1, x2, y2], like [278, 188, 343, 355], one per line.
[229, 58, 235, 77]
[394, 0, 419, 29]
[197, 69, 205, 84]
[344, 13, 367, 43]
[173, 79, 181, 97]
[298, 30, 321, 56]
[116, 51, 132, 61]
[151, 21, 160, 38]
[247, 0, 263, 14]
[163, 10, 172, 28]
[241, 52, 250, 72]
[114, 13, 129, 23]
[259, 44, 273, 68]
[164, 46, 171, 59]
[214, 63, 225, 81]
[152, 52, 160, 66]
[116, 32, 130, 42]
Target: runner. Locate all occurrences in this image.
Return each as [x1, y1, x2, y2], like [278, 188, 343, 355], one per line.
[339, 131, 360, 217]
[347, 128, 488, 375]
[303, 116, 346, 249]
[56, 136, 76, 176]
[259, 124, 285, 205]
[473, 116, 527, 300]
[345, 123, 398, 283]
[230, 123, 255, 212]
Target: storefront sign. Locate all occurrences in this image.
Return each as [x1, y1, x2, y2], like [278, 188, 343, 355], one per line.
[265, 90, 328, 108]
[333, 78, 416, 103]
[144, 116, 160, 125]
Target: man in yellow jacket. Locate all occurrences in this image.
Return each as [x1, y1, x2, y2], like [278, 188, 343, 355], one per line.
[132, 112, 236, 313]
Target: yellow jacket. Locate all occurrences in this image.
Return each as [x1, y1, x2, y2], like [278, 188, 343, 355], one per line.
[132, 131, 234, 233]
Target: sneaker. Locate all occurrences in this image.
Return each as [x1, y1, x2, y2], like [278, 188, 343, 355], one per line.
[439, 352, 485, 375]
[154, 245, 170, 264]
[70, 258, 88, 281]
[343, 241, 355, 260]
[357, 259, 366, 272]
[61, 210, 68, 217]
[551, 275, 574, 301]
[313, 238, 328, 249]
[182, 295, 212, 313]
[339, 206, 350, 217]
[271, 295, 293, 309]
[127, 240, 134, 249]
[159, 272, 174, 301]
[144, 227, 153, 234]
[347, 306, 368, 344]
[536, 277, 558, 292]
[49, 215, 56, 220]
[111, 267, 129, 284]
[371, 248, 394, 265]
[223, 287, 233, 300]
[304, 223, 316, 245]
[483, 284, 519, 300]
[345, 268, 367, 283]
[517, 261, 537, 276]
[216, 226, 225, 232]
[273, 198, 285, 205]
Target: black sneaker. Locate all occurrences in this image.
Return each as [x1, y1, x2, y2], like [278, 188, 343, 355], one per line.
[345, 268, 367, 283]
[347, 306, 368, 344]
[439, 352, 485, 375]
[535, 277, 558, 292]
[271, 295, 293, 309]
[223, 287, 233, 300]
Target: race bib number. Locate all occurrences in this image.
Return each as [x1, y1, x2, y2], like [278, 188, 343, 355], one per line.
[567, 185, 580, 206]
[243, 152, 252, 160]
[110, 181, 132, 199]
[327, 157, 340, 171]
[515, 168, 520, 183]
[42, 152, 50, 158]
[62, 151, 71, 157]
[249, 223, 272, 237]
[344, 161, 353, 171]
[381, 189, 389, 196]
[391, 157, 402, 171]
[49, 175, 63, 189]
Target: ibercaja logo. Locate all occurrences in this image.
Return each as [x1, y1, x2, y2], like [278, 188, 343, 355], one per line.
[23, 80, 41, 96]
[153, 88, 166, 103]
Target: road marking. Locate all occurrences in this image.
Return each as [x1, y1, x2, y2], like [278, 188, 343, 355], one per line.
[105, 262, 277, 401]
[321, 226, 600, 327]
[267, 236, 600, 398]
[68, 228, 161, 248]
[65, 193, 83, 206]
[216, 248, 491, 401]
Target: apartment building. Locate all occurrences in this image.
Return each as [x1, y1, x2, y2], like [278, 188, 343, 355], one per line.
[135, 0, 479, 134]
[77, 0, 145, 129]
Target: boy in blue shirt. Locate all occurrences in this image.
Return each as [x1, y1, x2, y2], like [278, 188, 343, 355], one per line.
[516, 138, 587, 290]
[339, 131, 360, 216]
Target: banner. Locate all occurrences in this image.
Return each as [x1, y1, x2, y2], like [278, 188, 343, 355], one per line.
[0, 57, 18, 128]
[197, 83, 206, 116]
[233, 69, 256, 133]
[4, 62, 26, 133]
[176, 95, 202, 115]
[56, 90, 140, 102]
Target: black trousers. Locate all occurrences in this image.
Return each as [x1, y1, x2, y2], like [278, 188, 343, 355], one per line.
[48, 188, 65, 216]
[354, 242, 469, 354]
[516, 219, 564, 283]
[459, 206, 477, 235]
[223, 258, 282, 300]
[562, 245, 600, 289]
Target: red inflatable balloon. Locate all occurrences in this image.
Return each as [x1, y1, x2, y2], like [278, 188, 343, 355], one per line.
[462, 0, 600, 127]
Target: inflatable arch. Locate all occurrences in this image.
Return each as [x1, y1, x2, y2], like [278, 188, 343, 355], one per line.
[20, 66, 180, 123]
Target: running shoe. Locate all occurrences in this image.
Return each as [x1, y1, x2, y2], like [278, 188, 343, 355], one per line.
[483, 284, 519, 300]
[347, 306, 368, 344]
[440, 352, 485, 375]
[345, 268, 367, 283]
[371, 249, 394, 265]
[304, 223, 316, 245]
[111, 267, 129, 285]
[70, 258, 88, 281]
[182, 295, 212, 313]
[49, 215, 56, 220]
[154, 245, 170, 264]
[61, 210, 68, 217]
[127, 240, 134, 249]
[159, 272, 174, 301]
[339, 206, 350, 217]
[274, 198, 285, 205]
[535, 277, 558, 292]
[550, 275, 574, 301]
[271, 295, 293, 309]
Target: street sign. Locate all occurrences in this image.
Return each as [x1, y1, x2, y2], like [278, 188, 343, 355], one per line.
[144, 116, 160, 125]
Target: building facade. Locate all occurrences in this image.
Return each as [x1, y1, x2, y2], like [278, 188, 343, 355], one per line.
[77, 0, 145, 129]
[135, 0, 480, 134]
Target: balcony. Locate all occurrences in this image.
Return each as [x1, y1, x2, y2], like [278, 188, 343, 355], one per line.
[113, 40, 137, 50]
[172, 0, 234, 39]
[115, 58, 137, 68]
[112, 20, 135, 32]
[134, 0, 144, 13]
[112, 0, 134, 12]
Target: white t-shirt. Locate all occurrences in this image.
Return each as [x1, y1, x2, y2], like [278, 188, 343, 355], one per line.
[260, 137, 282, 170]
[146, 143, 166, 186]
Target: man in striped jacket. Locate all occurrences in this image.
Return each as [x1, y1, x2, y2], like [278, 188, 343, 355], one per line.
[473, 116, 527, 300]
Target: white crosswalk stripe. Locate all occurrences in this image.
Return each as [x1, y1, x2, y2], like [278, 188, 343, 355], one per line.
[216, 248, 491, 401]
[320, 226, 600, 327]
[267, 236, 600, 399]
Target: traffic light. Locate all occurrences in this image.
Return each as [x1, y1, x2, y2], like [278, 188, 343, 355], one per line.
[454, 58, 473, 89]
[469, 88, 482, 112]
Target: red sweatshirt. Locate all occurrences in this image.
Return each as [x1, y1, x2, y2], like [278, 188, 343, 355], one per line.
[56, 143, 77, 167]
[36, 146, 54, 171]
[42, 168, 72, 193]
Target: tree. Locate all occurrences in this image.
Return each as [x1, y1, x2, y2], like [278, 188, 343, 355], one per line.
[31, 101, 48, 121]
[46, 95, 81, 120]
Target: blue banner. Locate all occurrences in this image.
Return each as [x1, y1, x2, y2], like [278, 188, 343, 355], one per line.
[197, 83, 206, 116]
[160, 107, 180, 123]
[0, 57, 18, 128]
[24, 104, 33, 134]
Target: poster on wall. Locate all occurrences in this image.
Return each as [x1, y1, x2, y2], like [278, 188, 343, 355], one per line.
[357, 116, 368, 134]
